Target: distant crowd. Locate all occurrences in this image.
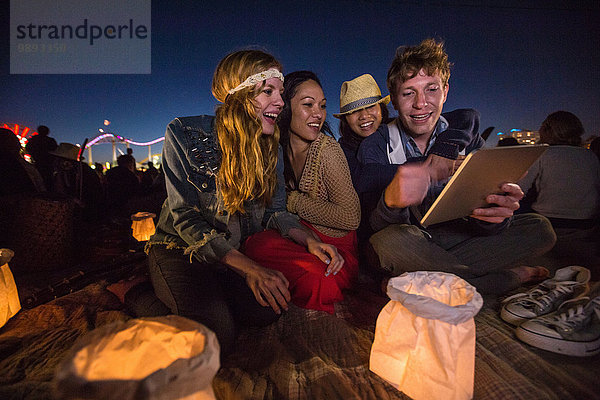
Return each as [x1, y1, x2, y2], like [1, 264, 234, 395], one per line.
[0, 125, 167, 224]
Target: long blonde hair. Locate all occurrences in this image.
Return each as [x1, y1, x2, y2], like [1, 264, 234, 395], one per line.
[212, 50, 282, 214]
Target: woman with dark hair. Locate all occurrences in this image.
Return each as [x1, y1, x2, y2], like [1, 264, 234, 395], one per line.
[518, 111, 600, 264]
[334, 75, 399, 248]
[335, 74, 392, 181]
[244, 71, 360, 314]
[143, 51, 343, 354]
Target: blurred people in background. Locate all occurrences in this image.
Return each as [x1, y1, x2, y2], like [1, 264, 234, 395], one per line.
[105, 153, 140, 219]
[126, 148, 137, 171]
[140, 161, 159, 191]
[519, 111, 600, 270]
[590, 136, 600, 162]
[49, 142, 104, 222]
[25, 125, 58, 189]
[93, 162, 106, 186]
[0, 128, 46, 195]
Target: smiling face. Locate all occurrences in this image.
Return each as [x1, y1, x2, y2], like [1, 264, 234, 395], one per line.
[391, 68, 449, 141]
[345, 104, 383, 138]
[253, 76, 284, 135]
[289, 79, 326, 142]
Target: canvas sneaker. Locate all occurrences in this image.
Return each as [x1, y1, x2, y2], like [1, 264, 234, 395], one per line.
[515, 292, 600, 357]
[500, 266, 590, 325]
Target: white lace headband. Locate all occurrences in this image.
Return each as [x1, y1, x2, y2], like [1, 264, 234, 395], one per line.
[227, 68, 284, 95]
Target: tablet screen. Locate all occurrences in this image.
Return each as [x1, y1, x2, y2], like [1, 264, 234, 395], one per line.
[420, 145, 548, 227]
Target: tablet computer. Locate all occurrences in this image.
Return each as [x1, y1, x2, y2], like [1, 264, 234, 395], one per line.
[420, 144, 548, 227]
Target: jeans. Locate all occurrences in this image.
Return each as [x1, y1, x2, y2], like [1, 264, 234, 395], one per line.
[146, 245, 280, 355]
[368, 213, 556, 294]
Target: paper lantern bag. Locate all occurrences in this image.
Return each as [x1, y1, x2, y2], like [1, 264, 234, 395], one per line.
[370, 271, 483, 400]
[131, 212, 156, 242]
[53, 315, 220, 400]
[0, 249, 21, 328]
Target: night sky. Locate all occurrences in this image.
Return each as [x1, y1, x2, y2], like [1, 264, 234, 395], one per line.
[3, 0, 599, 164]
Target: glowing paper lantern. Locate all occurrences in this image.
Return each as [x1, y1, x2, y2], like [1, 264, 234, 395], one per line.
[0, 249, 21, 328]
[370, 271, 483, 400]
[131, 212, 156, 242]
[53, 316, 220, 400]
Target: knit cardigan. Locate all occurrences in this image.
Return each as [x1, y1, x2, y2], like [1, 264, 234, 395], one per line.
[287, 133, 361, 238]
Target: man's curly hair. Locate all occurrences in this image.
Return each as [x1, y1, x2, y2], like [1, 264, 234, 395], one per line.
[387, 38, 452, 96]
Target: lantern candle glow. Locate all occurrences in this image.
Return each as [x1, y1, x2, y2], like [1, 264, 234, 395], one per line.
[0, 248, 21, 328]
[131, 212, 156, 242]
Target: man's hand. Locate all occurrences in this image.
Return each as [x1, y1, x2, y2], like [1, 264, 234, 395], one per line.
[306, 237, 345, 276]
[470, 182, 523, 223]
[384, 163, 431, 209]
[425, 154, 466, 182]
[245, 265, 291, 314]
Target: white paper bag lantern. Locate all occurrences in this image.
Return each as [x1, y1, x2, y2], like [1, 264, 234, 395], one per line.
[131, 212, 156, 242]
[370, 271, 483, 400]
[0, 248, 21, 329]
[53, 315, 220, 400]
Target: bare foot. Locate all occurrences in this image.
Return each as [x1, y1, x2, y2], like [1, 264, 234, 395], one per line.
[107, 275, 148, 303]
[509, 265, 550, 285]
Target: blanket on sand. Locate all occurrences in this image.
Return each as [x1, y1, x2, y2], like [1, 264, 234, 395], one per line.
[0, 282, 598, 400]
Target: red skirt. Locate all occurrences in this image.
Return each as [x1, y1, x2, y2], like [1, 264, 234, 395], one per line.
[244, 221, 359, 314]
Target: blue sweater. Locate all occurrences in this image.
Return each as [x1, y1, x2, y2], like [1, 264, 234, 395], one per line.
[339, 108, 507, 239]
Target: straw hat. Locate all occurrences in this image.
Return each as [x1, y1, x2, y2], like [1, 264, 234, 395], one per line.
[333, 74, 390, 118]
[49, 142, 81, 161]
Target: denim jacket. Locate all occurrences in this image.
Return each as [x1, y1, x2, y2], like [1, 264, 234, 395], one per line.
[147, 115, 300, 264]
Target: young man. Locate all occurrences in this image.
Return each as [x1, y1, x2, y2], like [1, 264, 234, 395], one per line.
[357, 39, 556, 294]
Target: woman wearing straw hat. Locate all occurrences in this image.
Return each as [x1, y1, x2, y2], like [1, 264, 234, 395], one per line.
[335, 74, 399, 196]
[335, 73, 391, 139]
[335, 75, 399, 250]
[244, 71, 360, 314]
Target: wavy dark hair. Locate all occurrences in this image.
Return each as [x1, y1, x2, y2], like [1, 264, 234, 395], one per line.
[277, 70, 333, 141]
[277, 71, 333, 184]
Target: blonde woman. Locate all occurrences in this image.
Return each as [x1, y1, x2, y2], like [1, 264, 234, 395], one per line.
[145, 50, 342, 354]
